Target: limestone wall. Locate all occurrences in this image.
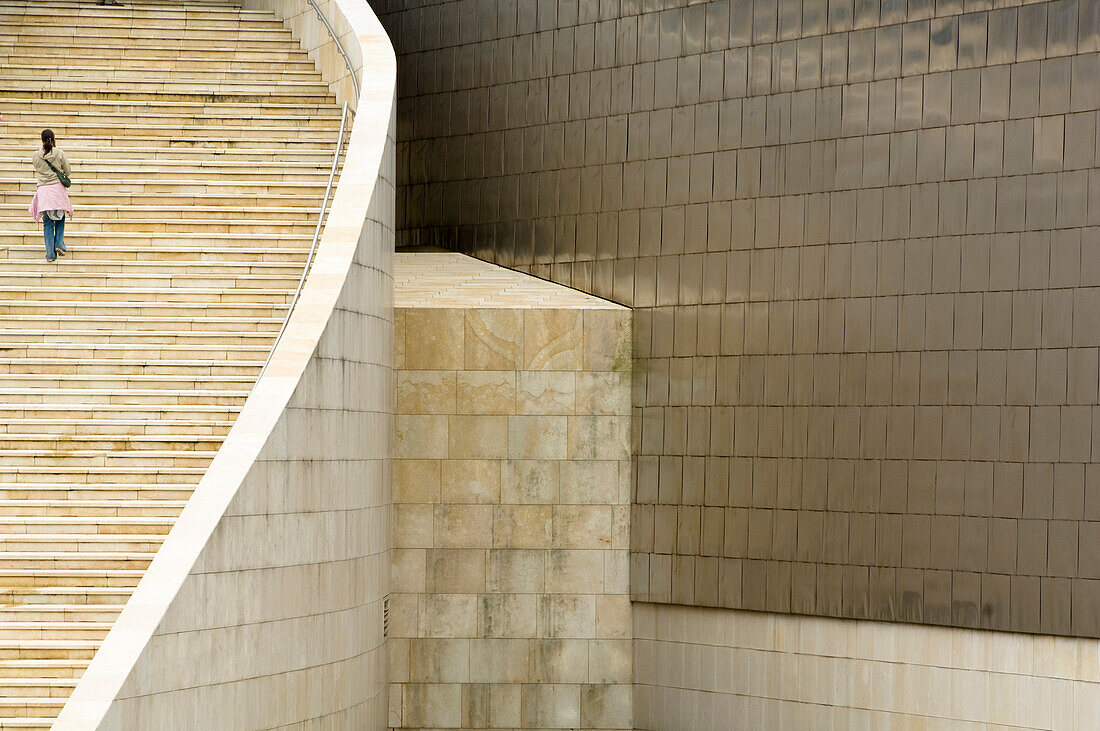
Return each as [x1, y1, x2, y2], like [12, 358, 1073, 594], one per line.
[51, 0, 397, 727]
[634, 602, 1100, 729]
[390, 253, 633, 730]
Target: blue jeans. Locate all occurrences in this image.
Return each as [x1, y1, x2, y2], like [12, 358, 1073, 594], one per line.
[43, 215, 66, 261]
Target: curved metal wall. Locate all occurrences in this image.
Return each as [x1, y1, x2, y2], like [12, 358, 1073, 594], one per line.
[52, 0, 397, 726]
[373, 0, 1100, 637]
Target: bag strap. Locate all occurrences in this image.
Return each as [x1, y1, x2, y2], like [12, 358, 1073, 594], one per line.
[42, 154, 63, 178]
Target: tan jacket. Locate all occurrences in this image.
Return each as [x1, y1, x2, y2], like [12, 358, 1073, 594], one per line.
[32, 148, 71, 186]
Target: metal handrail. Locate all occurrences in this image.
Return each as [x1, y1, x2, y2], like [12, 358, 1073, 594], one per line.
[306, 0, 361, 103]
[259, 100, 350, 379]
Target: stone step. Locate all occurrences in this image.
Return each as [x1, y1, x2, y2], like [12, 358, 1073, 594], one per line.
[0, 52, 316, 72]
[0, 465, 204, 484]
[1, 177, 329, 195]
[0, 518, 172, 536]
[1, 7, 279, 27]
[0, 624, 110, 642]
[0, 386, 248, 406]
[0, 122, 336, 142]
[0, 314, 283, 334]
[0, 246, 308, 264]
[0, 486, 192, 502]
[0, 78, 332, 99]
[0, 694, 66, 716]
[0, 302, 286, 320]
[0, 428, 227, 446]
[0, 434, 229, 452]
[0, 343, 268, 363]
[0, 154, 338, 172]
[0, 502, 184, 518]
[0, 203, 325, 221]
[0, 550, 150, 571]
[0, 285, 291, 304]
[2, 0, 243, 10]
[0, 99, 339, 121]
[0, 191, 323, 208]
[0, 416, 236, 433]
[0, 542, 159, 560]
[0, 271, 298, 289]
[0, 606, 123, 622]
[0, 452, 217, 469]
[0, 678, 79, 699]
[0, 660, 87, 679]
[0, 569, 142, 589]
[0, 25, 295, 43]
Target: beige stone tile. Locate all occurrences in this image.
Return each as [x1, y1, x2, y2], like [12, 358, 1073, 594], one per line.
[388, 593, 420, 639]
[434, 504, 494, 548]
[516, 371, 577, 414]
[395, 414, 449, 459]
[469, 638, 530, 683]
[537, 594, 596, 638]
[404, 308, 465, 370]
[580, 683, 633, 729]
[393, 504, 434, 549]
[389, 638, 412, 683]
[487, 684, 522, 728]
[393, 459, 441, 504]
[391, 549, 426, 594]
[520, 683, 583, 728]
[508, 415, 569, 459]
[487, 549, 546, 592]
[394, 308, 406, 370]
[418, 593, 478, 638]
[457, 371, 516, 414]
[425, 548, 486, 593]
[583, 309, 632, 372]
[441, 459, 502, 504]
[531, 639, 590, 682]
[402, 682, 463, 727]
[553, 505, 614, 549]
[590, 639, 633, 683]
[448, 415, 509, 459]
[492, 505, 553, 548]
[479, 593, 537, 638]
[396, 370, 457, 414]
[501, 460, 560, 504]
[595, 595, 632, 638]
[409, 638, 471, 683]
[576, 371, 632, 416]
[465, 309, 523, 369]
[546, 549, 605, 593]
[524, 309, 583, 369]
[568, 415, 630, 460]
[559, 460, 619, 504]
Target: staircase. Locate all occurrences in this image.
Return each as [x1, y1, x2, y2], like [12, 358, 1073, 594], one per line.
[0, 0, 342, 726]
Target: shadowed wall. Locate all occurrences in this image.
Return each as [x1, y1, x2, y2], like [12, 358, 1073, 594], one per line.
[371, 0, 1100, 638]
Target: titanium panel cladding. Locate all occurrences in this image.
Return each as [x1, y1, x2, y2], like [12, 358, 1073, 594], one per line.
[373, 0, 1100, 638]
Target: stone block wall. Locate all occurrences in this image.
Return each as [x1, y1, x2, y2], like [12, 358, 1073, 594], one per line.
[390, 253, 633, 730]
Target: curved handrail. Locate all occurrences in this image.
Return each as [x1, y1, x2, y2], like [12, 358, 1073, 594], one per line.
[258, 99, 349, 380]
[307, 0, 360, 103]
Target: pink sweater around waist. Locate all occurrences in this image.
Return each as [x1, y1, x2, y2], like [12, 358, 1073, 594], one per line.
[29, 182, 74, 223]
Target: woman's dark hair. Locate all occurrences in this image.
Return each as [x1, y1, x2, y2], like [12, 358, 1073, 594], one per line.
[41, 129, 55, 153]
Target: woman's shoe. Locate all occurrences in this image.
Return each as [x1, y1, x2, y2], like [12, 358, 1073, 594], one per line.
[56, 248, 66, 257]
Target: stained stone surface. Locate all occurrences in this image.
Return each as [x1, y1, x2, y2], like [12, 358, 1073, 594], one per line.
[392, 252, 633, 730]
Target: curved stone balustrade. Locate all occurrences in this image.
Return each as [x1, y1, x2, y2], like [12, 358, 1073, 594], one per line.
[51, 0, 396, 727]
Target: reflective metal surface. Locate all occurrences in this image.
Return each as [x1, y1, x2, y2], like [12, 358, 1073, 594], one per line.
[372, 0, 1100, 638]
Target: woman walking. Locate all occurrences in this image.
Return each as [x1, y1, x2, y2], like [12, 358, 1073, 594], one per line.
[29, 129, 74, 262]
